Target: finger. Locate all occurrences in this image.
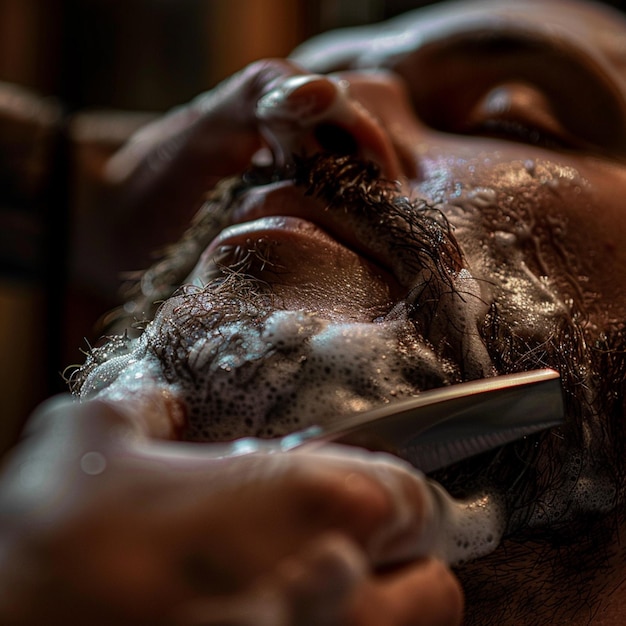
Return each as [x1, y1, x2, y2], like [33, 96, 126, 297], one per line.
[177, 533, 367, 626]
[6, 393, 179, 505]
[102, 59, 318, 263]
[289, 447, 437, 565]
[255, 72, 402, 179]
[23, 392, 181, 446]
[134, 444, 441, 573]
[106, 58, 312, 188]
[345, 558, 464, 626]
[18, 395, 132, 451]
[271, 533, 367, 626]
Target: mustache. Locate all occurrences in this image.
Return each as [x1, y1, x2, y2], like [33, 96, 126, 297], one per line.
[103, 153, 465, 336]
[292, 153, 463, 282]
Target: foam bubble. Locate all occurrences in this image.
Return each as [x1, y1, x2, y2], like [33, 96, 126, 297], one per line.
[425, 482, 506, 566]
[173, 311, 455, 441]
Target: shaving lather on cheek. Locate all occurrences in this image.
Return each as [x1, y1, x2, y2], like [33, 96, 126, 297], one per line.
[191, 370, 564, 568]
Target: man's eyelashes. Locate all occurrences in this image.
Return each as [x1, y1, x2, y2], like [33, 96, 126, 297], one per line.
[462, 117, 574, 150]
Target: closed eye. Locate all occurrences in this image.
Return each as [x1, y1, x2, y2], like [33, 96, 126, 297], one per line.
[462, 82, 577, 150]
[395, 30, 626, 160]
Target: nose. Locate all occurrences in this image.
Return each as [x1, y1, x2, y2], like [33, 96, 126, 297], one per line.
[256, 73, 408, 181]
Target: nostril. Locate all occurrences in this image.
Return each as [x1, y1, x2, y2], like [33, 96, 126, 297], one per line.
[313, 123, 358, 156]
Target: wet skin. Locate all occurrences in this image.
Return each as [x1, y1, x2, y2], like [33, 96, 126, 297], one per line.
[35, 0, 626, 624]
[286, 3, 626, 622]
[290, 0, 626, 322]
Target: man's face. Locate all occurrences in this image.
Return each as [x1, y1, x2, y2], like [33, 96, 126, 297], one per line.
[291, 0, 626, 321]
[285, 0, 626, 531]
[78, 0, 626, 547]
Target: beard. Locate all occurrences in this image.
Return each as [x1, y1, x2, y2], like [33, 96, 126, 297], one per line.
[452, 318, 626, 625]
[73, 154, 626, 570]
[88, 154, 488, 440]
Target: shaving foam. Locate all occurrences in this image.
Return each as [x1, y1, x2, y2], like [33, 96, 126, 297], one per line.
[420, 481, 506, 566]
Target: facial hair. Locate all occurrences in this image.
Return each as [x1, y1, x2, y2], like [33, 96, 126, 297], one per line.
[455, 319, 626, 624]
[83, 155, 479, 442]
[74, 154, 626, 546]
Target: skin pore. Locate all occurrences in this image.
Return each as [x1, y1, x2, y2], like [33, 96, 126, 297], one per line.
[70, 0, 626, 624]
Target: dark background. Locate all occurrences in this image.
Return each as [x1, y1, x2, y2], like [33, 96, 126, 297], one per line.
[0, 0, 444, 113]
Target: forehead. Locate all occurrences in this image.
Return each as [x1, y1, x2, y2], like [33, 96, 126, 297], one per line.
[294, 0, 626, 88]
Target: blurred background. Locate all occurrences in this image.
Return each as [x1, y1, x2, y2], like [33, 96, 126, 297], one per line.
[0, 0, 445, 454]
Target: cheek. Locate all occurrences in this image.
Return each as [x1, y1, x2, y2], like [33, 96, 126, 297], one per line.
[406, 137, 626, 322]
[561, 168, 626, 322]
[415, 151, 610, 313]
[492, 159, 626, 324]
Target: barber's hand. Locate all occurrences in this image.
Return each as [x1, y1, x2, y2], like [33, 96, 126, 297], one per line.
[0, 396, 462, 626]
[106, 59, 297, 212]
[104, 59, 408, 272]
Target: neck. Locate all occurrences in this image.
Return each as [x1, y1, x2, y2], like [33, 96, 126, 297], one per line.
[457, 509, 626, 625]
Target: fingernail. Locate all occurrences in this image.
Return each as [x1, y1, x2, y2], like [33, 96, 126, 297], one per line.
[256, 75, 346, 124]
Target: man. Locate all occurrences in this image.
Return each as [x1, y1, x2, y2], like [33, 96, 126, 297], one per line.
[1, 0, 625, 623]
